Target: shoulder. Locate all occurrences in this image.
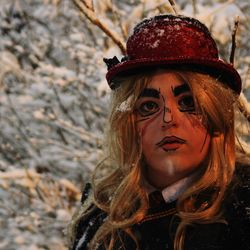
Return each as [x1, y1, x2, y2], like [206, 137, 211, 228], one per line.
[72, 183, 107, 250]
[185, 162, 250, 250]
[228, 158, 250, 210]
[223, 159, 250, 248]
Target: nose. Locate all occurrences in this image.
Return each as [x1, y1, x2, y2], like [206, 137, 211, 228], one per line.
[161, 106, 175, 128]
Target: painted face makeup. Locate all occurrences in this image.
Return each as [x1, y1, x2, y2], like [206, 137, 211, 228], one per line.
[135, 71, 211, 189]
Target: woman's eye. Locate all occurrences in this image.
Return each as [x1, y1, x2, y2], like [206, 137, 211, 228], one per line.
[137, 101, 159, 116]
[178, 95, 195, 112]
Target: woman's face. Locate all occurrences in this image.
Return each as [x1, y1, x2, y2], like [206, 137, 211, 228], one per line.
[135, 71, 211, 189]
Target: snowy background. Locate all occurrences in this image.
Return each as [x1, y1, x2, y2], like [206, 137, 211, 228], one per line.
[0, 0, 249, 249]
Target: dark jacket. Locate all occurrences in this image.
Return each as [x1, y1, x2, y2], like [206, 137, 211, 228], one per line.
[72, 164, 250, 250]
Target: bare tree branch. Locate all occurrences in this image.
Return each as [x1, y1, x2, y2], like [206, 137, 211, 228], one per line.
[192, 0, 197, 17]
[82, 0, 94, 11]
[4, 91, 42, 159]
[73, 0, 126, 54]
[238, 94, 250, 123]
[230, 16, 239, 65]
[144, 2, 173, 15]
[51, 82, 78, 126]
[168, 0, 178, 15]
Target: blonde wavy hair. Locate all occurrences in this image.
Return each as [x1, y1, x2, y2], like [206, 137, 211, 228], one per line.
[69, 69, 238, 250]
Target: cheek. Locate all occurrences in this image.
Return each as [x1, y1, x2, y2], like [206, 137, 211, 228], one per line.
[200, 131, 211, 153]
[137, 118, 160, 155]
[181, 114, 211, 152]
[189, 124, 210, 154]
[183, 113, 208, 135]
[186, 113, 206, 130]
[136, 110, 163, 137]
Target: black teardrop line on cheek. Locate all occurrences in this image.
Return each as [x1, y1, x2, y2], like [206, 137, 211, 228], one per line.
[136, 117, 151, 123]
[200, 129, 209, 153]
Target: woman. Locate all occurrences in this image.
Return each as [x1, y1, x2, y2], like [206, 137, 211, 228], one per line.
[69, 15, 249, 250]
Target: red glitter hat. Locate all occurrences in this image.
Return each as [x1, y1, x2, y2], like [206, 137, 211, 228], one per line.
[104, 14, 241, 94]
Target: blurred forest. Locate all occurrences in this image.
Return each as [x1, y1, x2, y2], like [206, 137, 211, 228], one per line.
[0, 0, 249, 249]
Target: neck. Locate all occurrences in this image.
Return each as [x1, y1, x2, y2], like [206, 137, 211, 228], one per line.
[145, 167, 200, 190]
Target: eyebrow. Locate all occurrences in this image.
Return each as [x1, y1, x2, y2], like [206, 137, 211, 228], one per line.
[171, 83, 191, 96]
[139, 88, 160, 98]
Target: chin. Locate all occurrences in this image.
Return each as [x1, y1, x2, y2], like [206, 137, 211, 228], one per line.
[149, 158, 199, 179]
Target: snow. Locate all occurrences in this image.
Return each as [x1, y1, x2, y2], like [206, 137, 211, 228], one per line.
[116, 95, 134, 112]
[151, 39, 160, 48]
[183, 2, 245, 44]
[0, 0, 249, 249]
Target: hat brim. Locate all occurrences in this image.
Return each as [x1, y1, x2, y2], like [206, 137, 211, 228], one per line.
[106, 57, 241, 94]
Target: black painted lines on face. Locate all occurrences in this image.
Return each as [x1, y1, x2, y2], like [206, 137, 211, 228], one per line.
[136, 88, 161, 118]
[171, 83, 196, 113]
[136, 83, 196, 122]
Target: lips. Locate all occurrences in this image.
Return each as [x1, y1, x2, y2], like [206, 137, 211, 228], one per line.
[156, 136, 186, 151]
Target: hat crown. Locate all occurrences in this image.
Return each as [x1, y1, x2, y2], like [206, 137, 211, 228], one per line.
[127, 15, 218, 61]
[105, 14, 241, 94]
